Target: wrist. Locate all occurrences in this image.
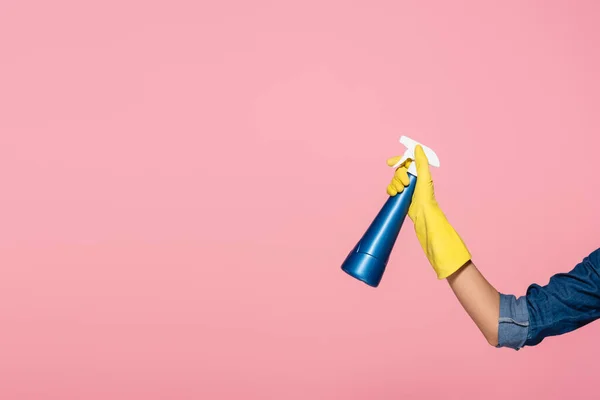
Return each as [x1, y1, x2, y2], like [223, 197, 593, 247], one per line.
[408, 200, 440, 223]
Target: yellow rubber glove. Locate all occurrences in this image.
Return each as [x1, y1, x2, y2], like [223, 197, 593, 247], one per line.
[386, 146, 471, 279]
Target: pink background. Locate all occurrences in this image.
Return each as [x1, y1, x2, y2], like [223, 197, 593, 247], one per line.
[1, 0, 600, 399]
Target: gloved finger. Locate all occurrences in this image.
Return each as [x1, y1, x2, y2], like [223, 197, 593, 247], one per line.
[394, 167, 410, 186]
[414, 145, 432, 180]
[386, 156, 402, 167]
[392, 177, 405, 193]
[387, 183, 398, 196]
[387, 156, 412, 169]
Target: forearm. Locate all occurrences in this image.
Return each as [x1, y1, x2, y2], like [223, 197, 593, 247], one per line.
[446, 261, 500, 346]
[444, 248, 600, 350]
[386, 152, 600, 348]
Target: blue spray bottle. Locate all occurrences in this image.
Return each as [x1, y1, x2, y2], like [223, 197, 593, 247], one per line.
[341, 136, 440, 287]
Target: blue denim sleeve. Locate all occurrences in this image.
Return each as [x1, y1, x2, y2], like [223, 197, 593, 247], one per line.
[496, 293, 529, 350]
[525, 248, 600, 347]
[497, 248, 600, 350]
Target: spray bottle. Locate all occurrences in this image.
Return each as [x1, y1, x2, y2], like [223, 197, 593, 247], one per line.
[341, 136, 440, 287]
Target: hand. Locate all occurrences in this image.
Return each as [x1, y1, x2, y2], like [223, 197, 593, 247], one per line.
[385, 145, 471, 279]
[386, 145, 437, 222]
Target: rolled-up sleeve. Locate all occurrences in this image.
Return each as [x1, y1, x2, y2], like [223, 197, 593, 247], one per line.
[496, 293, 529, 350]
[496, 248, 600, 350]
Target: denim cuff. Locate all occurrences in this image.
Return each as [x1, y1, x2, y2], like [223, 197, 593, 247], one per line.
[496, 293, 530, 350]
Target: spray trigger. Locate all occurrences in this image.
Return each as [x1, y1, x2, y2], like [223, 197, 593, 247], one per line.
[391, 135, 440, 176]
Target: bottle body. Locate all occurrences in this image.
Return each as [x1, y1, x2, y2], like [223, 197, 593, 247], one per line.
[341, 173, 417, 287]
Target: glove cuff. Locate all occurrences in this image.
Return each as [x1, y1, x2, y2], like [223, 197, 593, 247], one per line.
[413, 205, 472, 280]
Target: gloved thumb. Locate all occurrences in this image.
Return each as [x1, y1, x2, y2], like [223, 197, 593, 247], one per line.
[413, 145, 432, 180]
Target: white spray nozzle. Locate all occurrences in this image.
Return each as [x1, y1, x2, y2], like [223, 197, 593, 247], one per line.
[392, 135, 440, 176]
